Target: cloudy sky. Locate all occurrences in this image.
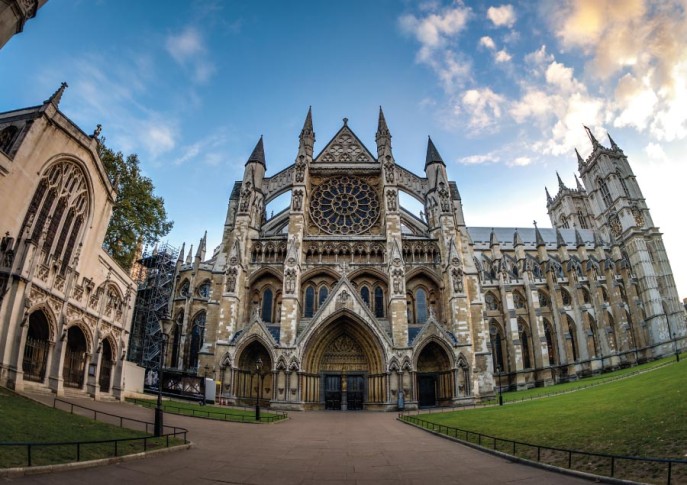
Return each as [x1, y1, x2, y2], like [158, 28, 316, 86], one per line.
[1, 0, 686, 296]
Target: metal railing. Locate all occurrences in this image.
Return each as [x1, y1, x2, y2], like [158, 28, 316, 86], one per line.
[399, 414, 687, 484]
[0, 398, 189, 469]
[127, 397, 288, 423]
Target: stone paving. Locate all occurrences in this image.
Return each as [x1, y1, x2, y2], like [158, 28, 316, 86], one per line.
[8, 394, 593, 484]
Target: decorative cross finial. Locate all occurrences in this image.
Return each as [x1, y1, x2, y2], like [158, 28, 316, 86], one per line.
[343, 117, 348, 126]
[533, 220, 537, 228]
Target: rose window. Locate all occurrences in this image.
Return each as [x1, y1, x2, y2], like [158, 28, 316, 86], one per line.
[310, 176, 380, 234]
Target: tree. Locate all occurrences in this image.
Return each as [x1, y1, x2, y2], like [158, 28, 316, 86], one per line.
[99, 139, 173, 271]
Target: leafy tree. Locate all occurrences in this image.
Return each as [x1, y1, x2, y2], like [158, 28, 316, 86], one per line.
[99, 139, 173, 270]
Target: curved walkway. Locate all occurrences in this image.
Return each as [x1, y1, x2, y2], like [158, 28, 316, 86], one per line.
[10, 394, 592, 484]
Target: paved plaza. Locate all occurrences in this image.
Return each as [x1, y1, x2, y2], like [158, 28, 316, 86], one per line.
[9, 394, 593, 484]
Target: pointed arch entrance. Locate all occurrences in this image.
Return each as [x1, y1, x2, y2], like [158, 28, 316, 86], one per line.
[234, 340, 273, 406]
[63, 326, 88, 389]
[99, 339, 114, 393]
[22, 310, 52, 383]
[302, 314, 387, 410]
[416, 341, 453, 407]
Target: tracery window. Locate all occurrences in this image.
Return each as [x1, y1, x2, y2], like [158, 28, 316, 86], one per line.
[581, 288, 591, 304]
[578, 210, 588, 229]
[188, 312, 206, 370]
[544, 320, 556, 366]
[309, 176, 380, 235]
[22, 162, 89, 272]
[318, 286, 328, 306]
[197, 280, 211, 298]
[618, 171, 630, 197]
[519, 322, 532, 369]
[0, 125, 18, 154]
[538, 290, 550, 308]
[360, 286, 370, 307]
[489, 322, 505, 371]
[179, 280, 190, 297]
[485, 292, 499, 311]
[561, 289, 572, 306]
[598, 177, 612, 208]
[513, 291, 526, 309]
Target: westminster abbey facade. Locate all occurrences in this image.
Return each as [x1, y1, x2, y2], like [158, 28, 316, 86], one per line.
[165, 109, 685, 410]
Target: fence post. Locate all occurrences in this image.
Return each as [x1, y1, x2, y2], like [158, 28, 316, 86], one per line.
[667, 461, 672, 485]
[537, 446, 540, 462]
[610, 456, 615, 477]
[568, 451, 572, 468]
[77, 442, 80, 462]
[115, 440, 118, 457]
[27, 444, 32, 467]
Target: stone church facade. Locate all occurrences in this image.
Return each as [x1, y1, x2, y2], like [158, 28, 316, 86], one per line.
[167, 109, 685, 411]
[0, 86, 135, 399]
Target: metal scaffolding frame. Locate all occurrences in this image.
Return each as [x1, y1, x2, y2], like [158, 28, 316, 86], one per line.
[127, 242, 178, 370]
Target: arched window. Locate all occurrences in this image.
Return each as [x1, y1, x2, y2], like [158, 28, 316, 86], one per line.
[197, 280, 211, 298]
[598, 177, 612, 207]
[374, 286, 384, 318]
[519, 322, 532, 369]
[513, 291, 526, 309]
[360, 286, 370, 307]
[188, 312, 206, 370]
[22, 162, 89, 271]
[544, 320, 556, 365]
[179, 280, 190, 297]
[561, 289, 572, 306]
[618, 171, 630, 197]
[485, 292, 499, 311]
[567, 317, 578, 362]
[578, 210, 588, 229]
[415, 288, 428, 323]
[171, 311, 183, 368]
[318, 286, 328, 306]
[261, 288, 273, 322]
[601, 287, 609, 302]
[0, 125, 19, 153]
[489, 322, 504, 371]
[561, 215, 569, 229]
[538, 290, 550, 308]
[304, 286, 315, 317]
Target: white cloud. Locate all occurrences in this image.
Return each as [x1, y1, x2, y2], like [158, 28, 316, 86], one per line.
[644, 142, 668, 162]
[487, 5, 516, 28]
[165, 26, 216, 84]
[459, 152, 501, 165]
[479, 36, 496, 50]
[460, 88, 505, 130]
[508, 156, 532, 167]
[494, 49, 512, 63]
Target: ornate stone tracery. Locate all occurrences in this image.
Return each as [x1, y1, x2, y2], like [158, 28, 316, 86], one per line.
[310, 176, 380, 235]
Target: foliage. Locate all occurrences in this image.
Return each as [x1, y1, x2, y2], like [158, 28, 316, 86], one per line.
[128, 398, 284, 422]
[99, 139, 173, 270]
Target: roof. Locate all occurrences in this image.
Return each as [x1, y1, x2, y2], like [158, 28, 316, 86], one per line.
[467, 227, 599, 249]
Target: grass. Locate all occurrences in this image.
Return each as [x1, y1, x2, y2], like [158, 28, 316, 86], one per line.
[484, 356, 674, 404]
[411, 359, 687, 483]
[0, 388, 179, 468]
[127, 397, 286, 422]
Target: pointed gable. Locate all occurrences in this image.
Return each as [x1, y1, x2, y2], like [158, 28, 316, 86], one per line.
[314, 121, 376, 164]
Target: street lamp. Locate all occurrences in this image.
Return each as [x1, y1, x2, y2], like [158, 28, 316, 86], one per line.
[255, 357, 263, 421]
[154, 333, 168, 437]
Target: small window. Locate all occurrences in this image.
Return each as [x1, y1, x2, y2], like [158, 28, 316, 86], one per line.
[318, 286, 329, 306]
[416, 288, 428, 323]
[360, 286, 370, 307]
[374, 286, 384, 318]
[598, 177, 612, 208]
[304, 286, 315, 317]
[262, 288, 273, 322]
[198, 281, 211, 298]
[561, 289, 572, 306]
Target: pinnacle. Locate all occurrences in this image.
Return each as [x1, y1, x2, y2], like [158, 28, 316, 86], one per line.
[246, 136, 266, 167]
[44, 82, 68, 107]
[425, 136, 445, 168]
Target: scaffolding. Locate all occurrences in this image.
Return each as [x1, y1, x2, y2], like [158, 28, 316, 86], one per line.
[128, 242, 178, 370]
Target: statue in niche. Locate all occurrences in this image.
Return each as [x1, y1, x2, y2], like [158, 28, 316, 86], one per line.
[240, 182, 252, 212]
[386, 189, 397, 211]
[284, 269, 297, 294]
[392, 268, 404, 294]
[451, 267, 464, 293]
[292, 189, 303, 211]
[225, 267, 238, 293]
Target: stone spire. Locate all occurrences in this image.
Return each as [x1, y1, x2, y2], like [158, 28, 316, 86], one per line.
[556, 227, 566, 248]
[534, 221, 545, 247]
[186, 244, 193, 264]
[575, 148, 585, 171]
[246, 136, 266, 167]
[593, 231, 605, 248]
[608, 132, 621, 151]
[376, 106, 390, 140]
[44, 82, 68, 107]
[545, 187, 553, 206]
[557, 172, 566, 190]
[575, 174, 584, 191]
[489, 228, 499, 248]
[425, 136, 445, 169]
[177, 242, 185, 264]
[584, 125, 600, 149]
[513, 228, 523, 247]
[575, 228, 585, 248]
[299, 107, 314, 146]
[196, 231, 207, 261]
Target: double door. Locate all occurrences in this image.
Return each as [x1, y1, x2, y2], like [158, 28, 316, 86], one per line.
[324, 374, 365, 410]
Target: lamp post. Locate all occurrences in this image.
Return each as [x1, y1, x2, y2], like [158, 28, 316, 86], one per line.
[255, 357, 263, 421]
[154, 333, 168, 437]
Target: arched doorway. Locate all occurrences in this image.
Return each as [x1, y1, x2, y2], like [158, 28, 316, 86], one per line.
[302, 316, 386, 410]
[235, 341, 273, 406]
[63, 326, 88, 389]
[99, 339, 114, 393]
[22, 310, 51, 383]
[416, 341, 453, 407]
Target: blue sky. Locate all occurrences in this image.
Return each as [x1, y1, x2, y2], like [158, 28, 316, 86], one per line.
[1, 0, 686, 297]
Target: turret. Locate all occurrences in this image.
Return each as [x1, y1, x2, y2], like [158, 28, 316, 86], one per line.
[376, 106, 392, 159]
[534, 221, 548, 261]
[298, 107, 315, 158]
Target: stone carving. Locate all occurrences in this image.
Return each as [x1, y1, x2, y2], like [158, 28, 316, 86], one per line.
[284, 268, 297, 294]
[384, 158, 395, 183]
[451, 267, 464, 293]
[310, 176, 380, 235]
[239, 182, 252, 212]
[632, 207, 644, 226]
[318, 132, 373, 164]
[609, 214, 622, 238]
[438, 182, 450, 212]
[386, 189, 397, 211]
[295, 155, 306, 182]
[392, 268, 404, 294]
[292, 189, 303, 211]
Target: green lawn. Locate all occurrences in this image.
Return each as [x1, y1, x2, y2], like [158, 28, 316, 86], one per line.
[411, 359, 687, 483]
[0, 388, 178, 468]
[484, 356, 674, 404]
[127, 397, 286, 423]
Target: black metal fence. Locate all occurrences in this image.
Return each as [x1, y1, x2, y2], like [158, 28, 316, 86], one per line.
[127, 397, 288, 423]
[0, 398, 189, 469]
[399, 414, 687, 484]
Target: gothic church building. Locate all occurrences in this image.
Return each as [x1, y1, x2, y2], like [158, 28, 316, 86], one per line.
[168, 109, 685, 410]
